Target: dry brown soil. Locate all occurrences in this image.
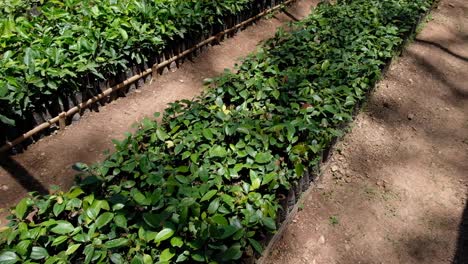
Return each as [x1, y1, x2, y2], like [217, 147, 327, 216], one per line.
[0, 1, 318, 223]
[262, 0, 468, 263]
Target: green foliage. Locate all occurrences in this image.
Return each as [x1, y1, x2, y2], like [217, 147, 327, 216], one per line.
[329, 216, 339, 226]
[0, 0, 255, 125]
[0, 0, 432, 263]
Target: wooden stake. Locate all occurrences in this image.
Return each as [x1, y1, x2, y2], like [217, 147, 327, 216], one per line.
[58, 112, 67, 130]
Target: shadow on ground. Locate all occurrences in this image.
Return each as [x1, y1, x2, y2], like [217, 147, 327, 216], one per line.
[415, 38, 468, 62]
[0, 155, 49, 195]
[454, 203, 468, 263]
[331, 10, 468, 264]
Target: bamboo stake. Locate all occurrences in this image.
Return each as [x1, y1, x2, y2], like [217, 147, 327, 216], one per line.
[0, 0, 296, 154]
[58, 112, 66, 130]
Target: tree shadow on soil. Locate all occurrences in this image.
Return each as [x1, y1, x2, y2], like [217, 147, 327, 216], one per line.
[0, 155, 49, 195]
[333, 31, 468, 264]
[408, 49, 468, 101]
[415, 38, 468, 62]
[454, 203, 468, 263]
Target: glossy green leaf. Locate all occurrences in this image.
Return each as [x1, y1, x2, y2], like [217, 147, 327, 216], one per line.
[114, 214, 127, 229]
[255, 152, 272, 164]
[159, 248, 175, 262]
[209, 146, 227, 158]
[65, 244, 81, 255]
[154, 228, 174, 243]
[250, 170, 261, 191]
[104, 238, 129, 249]
[202, 129, 213, 140]
[110, 253, 125, 264]
[51, 235, 68, 246]
[221, 244, 242, 261]
[156, 128, 169, 141]
[30, 246, 48, 260]
[53, 202, 66, 217]
[50, 221, 74, 235]
[170, 237, 184, 248]
[143, 254, 153, 264]
[207, 198, 220, 214]
[95, 212, 114, 229]
[15, 198, 28, 220]
[248, 238, 263, 254]
[15, 240, 31, 256]
[0, 251, 19, 264]
[0, 114, 15, 126]
[200, 190, 217, 202]
[262, 217, 276, 230]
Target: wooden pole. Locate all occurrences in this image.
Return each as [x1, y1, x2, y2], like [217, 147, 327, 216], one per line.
[58, 112, 66, 130]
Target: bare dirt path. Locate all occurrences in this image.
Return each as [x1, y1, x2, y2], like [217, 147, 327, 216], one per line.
[0, 0, 318, 223]
[262, 0, 468, 263]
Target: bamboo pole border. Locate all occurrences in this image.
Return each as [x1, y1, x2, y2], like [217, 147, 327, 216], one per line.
[0, 0, 297, 153]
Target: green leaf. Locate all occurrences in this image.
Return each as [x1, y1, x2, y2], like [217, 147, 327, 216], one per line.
[236, 126, 250, 135]
[321, 59, 330, 71]
[191, 253, 205, 262]
[295, 163, 305, 177]
[262, 172, 276, 185]
[118, 28, 128, 41]
[114, 214, 127, 228]
[202, 129, 213, 140]
[170, 237, 183, 248]
[262, 217, 276, 230]
[15, 240, 31, 256]
[51, 235, 68, 246]
[248, 238, 263, 254]
[0, 251, 19, 264]
[112, 203, 125, 211]
[175, 253, 188, 262]
[159, 248, 175, 262]
[104, 238, 129, 248]
[211, 215, 228, 226]
[255, 152, 272, 164]
[143, 254, 153, 264]
[23, 47, 35, 74]
[84, 245, 94, 264]
[50, 221, 74, 235]
[215, 97, 223, 107]
[132, 190, 149, 206]
[72, 162, 89, 172]
[0, 114, 15, 126]
[250, 170, 261, 191]
[131, 255, 144, 264]
[95, 212, 114, 229]
[221, 244, 242, 261]
[65, 244, 81, 255]
[179, 197, 195, 207]
[156, 128, 169, 141]
[219, 225, 238, 239]
[154, 228, 174, 243]
[15, 198, 28, 220]
[110, 253, 125, 264]
[73, 233, 90, 243]
[175, 175, 190, 184]
[143, 213, 165, 229]
[30, 246, 49, 260]
[200, 190, 217, 202]
[209, 146, 227, 158]
[53, 202, 66, 217]
[207, 198, 220, 214]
